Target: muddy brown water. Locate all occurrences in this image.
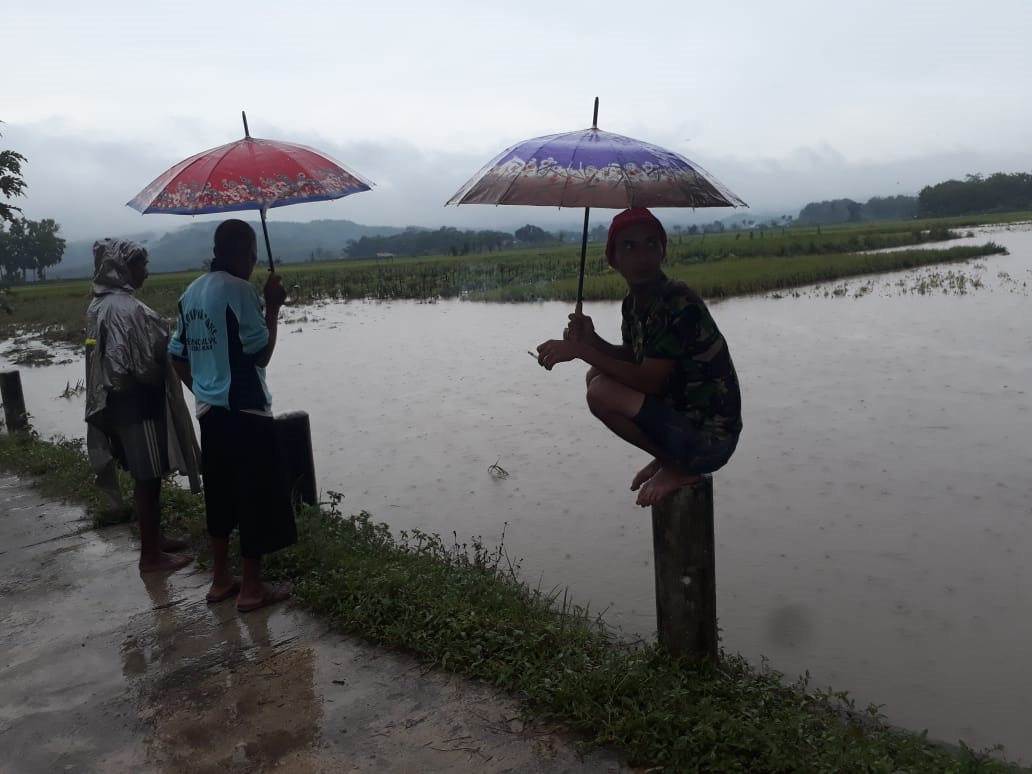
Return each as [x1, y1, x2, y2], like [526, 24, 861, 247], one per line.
[6, 223, 1032, 763]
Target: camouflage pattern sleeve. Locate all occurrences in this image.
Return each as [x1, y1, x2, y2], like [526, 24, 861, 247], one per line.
[640, 279, 742, 440]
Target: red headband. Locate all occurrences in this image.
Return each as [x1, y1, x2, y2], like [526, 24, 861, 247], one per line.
[604, 208, 667, 264]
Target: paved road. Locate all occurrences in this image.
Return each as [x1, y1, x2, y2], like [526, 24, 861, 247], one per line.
[0, 473, 630, 773]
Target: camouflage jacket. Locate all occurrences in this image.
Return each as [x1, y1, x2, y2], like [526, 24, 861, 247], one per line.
[621, 273, 742, 442]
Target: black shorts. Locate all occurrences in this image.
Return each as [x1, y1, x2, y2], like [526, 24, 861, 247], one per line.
[633, 395, 739, 474]
[199, 408, 297, 559]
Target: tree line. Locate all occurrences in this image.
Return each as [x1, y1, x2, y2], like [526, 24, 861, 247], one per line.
[341, 220, 749, 260]
[794, 172, 1032, 226]
[917, 172, 1032, 218]
[345, 226, 515, 259]
[0, 123, 67, 282]
[795, 195, 918, 226]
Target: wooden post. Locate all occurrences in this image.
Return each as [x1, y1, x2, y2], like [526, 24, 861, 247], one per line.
[0, 370, 28, 433]
[651, 474, 718, 660]
[274, 410, 318, 506]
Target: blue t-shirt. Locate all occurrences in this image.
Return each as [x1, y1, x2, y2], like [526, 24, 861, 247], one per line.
[169, 270, 271, 412]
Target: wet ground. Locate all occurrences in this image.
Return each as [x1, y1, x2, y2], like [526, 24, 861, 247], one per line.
[0, 473, 630, 773]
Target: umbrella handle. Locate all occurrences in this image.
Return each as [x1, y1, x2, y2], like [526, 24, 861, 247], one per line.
[575, 207, 590, 310]
[575, 95, 597, 309]
[260, 208, 275, 272]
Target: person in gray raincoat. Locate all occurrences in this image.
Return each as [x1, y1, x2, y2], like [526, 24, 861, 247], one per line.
[85, 238, 200, 573]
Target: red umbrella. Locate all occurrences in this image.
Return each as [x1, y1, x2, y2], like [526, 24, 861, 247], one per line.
[127, 112, 373, 271]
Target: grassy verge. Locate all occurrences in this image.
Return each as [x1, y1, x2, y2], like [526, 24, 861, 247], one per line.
[0, 430, 1023, 773]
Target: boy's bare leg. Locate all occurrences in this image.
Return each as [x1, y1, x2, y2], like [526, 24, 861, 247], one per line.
[585, 374, 701, 505]
[206, 536, 238, 600]
[136, 479, 192, 573]
[238, 557, 263, 602]
[585, 374, 664, 457]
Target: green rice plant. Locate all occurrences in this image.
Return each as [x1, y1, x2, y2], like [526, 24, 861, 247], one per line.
[0, 214, 1017, 348]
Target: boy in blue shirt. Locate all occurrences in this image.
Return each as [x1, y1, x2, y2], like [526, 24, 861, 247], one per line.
[170, 219, 297, 612]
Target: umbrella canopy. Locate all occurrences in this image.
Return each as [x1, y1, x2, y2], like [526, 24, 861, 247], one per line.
[127, 112, 373, 271]
[447, 99, 745, 306]
[446, 128, 746, 210]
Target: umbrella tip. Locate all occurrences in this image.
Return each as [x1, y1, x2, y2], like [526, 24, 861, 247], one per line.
[592, 97, 599, 129]
[241, 110, 250, 138]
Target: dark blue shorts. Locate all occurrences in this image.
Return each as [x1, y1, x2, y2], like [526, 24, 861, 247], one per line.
[632, 396, 739, 474]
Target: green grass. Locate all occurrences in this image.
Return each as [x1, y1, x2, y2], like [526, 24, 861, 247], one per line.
[0, 430, 1024, 773]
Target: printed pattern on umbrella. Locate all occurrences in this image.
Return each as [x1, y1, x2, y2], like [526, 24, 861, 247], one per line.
[448, 128, 746, 210]
[128, 138, 372, 215]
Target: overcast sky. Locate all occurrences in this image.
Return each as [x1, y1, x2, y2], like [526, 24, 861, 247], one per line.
[5, 0, 1031, 241]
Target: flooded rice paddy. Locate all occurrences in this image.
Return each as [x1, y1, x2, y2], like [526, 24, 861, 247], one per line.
[5, 223, 1032, 762]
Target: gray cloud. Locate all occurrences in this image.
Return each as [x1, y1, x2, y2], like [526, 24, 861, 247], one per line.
[6, 124, 1029, 243]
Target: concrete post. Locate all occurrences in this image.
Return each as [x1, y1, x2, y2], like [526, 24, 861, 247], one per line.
[651, 474, 718, 660]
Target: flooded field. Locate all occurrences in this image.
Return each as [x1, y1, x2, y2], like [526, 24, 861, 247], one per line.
[5, 223, 1031, 762]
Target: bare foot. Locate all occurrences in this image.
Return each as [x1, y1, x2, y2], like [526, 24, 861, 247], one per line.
[236, 582, 291, 613]
[161, 535, 191, 552]
[635, 466, 702, 507]
[206, 576, 242, 604]
[630, 458, 663, 491]
[139, 551, 193, 574]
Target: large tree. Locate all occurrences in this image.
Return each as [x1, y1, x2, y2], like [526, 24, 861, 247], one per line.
[24, 218, 66, 280]
[0, 124, 67, 282]
[514, 224, 550, 243]
[0, 218, 66, 282]
[1, 123, 27, 225]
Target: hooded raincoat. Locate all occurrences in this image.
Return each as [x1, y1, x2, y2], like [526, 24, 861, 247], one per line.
[84, 238, 201, 494]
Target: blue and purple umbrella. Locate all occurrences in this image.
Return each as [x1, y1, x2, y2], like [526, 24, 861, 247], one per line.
[447, 99, 746, 306]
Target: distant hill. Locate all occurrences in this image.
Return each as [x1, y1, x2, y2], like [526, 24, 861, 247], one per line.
[51, 218, 405, 279]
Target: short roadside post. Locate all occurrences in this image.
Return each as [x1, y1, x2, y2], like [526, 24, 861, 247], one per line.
[651, 474, 718, 660]
[0, 370, 28, 433]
